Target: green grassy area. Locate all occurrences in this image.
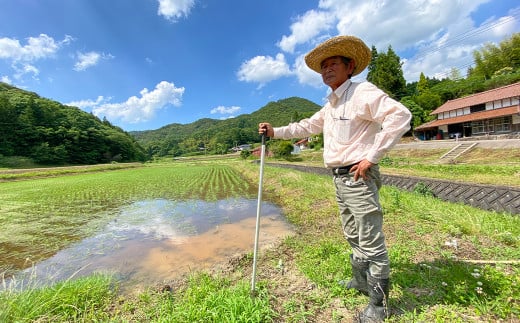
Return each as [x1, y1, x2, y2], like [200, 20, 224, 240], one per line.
[1, 158, 519, 322]
[283, 147, 520, 187]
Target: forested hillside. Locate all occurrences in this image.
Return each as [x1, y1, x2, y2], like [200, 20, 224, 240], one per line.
[0, 82, 146, 165]
[131, 97, 321, 157]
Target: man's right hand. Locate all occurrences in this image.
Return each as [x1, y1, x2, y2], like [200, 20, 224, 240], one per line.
[258, 123, 274, 137]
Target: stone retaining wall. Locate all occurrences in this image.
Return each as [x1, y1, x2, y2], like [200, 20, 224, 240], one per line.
[269, 163, 520, 215]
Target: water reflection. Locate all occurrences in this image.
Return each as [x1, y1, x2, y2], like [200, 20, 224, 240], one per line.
[5, 198, 294, 290]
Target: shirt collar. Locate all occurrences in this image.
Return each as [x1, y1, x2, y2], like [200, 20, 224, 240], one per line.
[327, 80, 352, 107]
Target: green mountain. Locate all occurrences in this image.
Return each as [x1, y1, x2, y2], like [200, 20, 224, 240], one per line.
[0, 82, 146, 165]
[131, 97, 321, 157]
[0, 80, 320, 163]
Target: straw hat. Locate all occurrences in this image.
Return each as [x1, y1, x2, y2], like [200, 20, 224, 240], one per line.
[304, 35, 371, 76]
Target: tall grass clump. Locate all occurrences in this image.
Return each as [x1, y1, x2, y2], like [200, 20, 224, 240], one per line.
[0, 273, 114, 322]
[117, 272, 275, 322]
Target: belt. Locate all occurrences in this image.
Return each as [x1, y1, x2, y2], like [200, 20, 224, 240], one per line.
[331, 162, 359, 175]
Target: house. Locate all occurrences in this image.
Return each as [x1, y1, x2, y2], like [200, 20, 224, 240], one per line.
[414, 82, 520, 140]
[231, 144, 251, 152]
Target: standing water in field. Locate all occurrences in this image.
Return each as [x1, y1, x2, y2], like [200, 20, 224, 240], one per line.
[5, 198, 294, 290]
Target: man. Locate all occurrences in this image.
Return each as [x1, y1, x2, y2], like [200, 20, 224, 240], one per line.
[258, 35, 411, 322]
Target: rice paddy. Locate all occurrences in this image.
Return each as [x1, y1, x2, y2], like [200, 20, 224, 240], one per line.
[0, 162, 294, 285]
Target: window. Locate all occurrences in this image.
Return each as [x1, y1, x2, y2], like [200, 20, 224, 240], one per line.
[493, 116, 511, 133]
[471, 116, 512, 134]
[472, 120, 485, 134]
[470, 103, 485, 113]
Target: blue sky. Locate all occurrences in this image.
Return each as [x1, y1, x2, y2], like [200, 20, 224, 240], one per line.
[0, 0, 518, 131]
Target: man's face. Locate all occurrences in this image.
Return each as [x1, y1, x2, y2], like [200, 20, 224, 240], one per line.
[320, 56, 354, 90]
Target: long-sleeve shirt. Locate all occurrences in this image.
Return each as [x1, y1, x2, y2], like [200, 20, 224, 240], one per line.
[273, 80, 412, 168]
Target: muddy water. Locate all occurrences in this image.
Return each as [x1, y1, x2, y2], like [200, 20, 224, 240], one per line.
[6, 198, 294, 290]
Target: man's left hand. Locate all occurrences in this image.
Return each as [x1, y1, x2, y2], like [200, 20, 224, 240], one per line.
[351, 159, 374, 181]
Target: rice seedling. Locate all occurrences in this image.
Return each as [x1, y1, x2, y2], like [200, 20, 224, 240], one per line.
[0, 163, 256, 277]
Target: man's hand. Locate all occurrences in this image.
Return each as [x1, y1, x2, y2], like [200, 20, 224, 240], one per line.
[351, 159, 374, 181]
[258, 123, 274, 137]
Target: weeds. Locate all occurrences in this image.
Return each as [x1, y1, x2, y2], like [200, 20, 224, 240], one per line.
[1, 158, 519, 322]
[0, 273, 114, 322]
[116, 273, 275, 322]
[413, 181, 435, 197]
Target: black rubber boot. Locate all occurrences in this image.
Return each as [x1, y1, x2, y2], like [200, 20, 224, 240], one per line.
[339, 254, 368, 295]
[358, 273, 390, 322]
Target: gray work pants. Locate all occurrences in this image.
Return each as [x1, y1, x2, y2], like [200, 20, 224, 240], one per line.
[333, 165, 390, 279]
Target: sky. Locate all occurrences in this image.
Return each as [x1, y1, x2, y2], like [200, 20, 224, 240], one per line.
[0, 0, 518, 131]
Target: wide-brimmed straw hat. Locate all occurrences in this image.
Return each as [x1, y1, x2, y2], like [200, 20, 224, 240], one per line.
[304, 35, 371, 76]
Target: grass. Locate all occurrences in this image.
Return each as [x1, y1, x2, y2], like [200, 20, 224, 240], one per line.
[236, 162, 520, 322]
[1, 272, 275, 322]
[0, 162, 143, 180]
[1, 149, 519, 322]
[0, 273, 114, 322]
[112, 273, 275, 322]
[278, 146, 520, 187]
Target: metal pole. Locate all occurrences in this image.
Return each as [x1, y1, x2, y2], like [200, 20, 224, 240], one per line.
[251, 133, 266, 295]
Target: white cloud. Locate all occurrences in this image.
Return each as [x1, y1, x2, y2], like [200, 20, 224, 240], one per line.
[0, 34, 72, 80]
[277, 10, 333, 53]
[237, 53, 292, 88]
[157, 0, 195, 21]
[210, 105, 241, 115]
[0, 34, 72, 62]
[69, 81, 185, 124]
[67, 95, 109, 109]
[73, 51, 114, 71]
[1, 75, 12, 83]
[244, 0, 520, 88]
[293, 54, 323, 88]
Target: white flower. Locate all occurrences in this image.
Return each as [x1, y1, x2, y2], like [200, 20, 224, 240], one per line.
[471, 272, 481, 278]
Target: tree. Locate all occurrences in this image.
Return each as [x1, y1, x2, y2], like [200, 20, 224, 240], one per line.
[269, 140, 293, 158]
[0, 82, 147, 165]
[367, 46, 407, 100]
[414, 91, 442, 118]
[416, 73, 429, 95]
[469, 33, 520, 80]
[400, 96, 430, 129]
[240, 150, 251, 159]
[448, 67, 463, 80]
[366, 45, 378, 81]
[0, 94, 18, 155]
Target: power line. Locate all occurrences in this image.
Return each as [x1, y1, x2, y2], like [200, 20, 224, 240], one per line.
[412, 12, 519, 62]
[406, 10, 520, 81]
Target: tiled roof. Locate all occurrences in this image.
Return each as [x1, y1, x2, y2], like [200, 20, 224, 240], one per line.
[431, 82, 520, 115]
[415, 105, 519, 130]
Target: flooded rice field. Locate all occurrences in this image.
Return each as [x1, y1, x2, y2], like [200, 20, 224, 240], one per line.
[4, 198, 294, 291]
